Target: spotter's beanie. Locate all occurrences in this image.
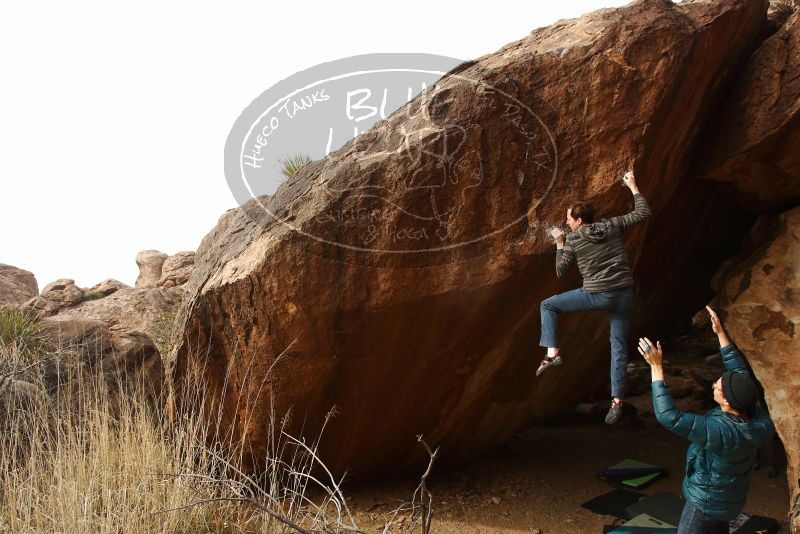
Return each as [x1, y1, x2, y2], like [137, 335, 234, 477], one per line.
[721, 371, 758, 415]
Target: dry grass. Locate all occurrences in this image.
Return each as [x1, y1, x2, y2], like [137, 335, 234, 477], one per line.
[0, 337, 267, 533]
[0, 307, 432, 533]
[0, 312, 355, 534]
[0, 305, 51, 361]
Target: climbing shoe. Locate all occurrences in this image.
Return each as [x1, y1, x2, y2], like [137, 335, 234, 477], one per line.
[605, 399, 623, 424]
[536, 354, 563, 377]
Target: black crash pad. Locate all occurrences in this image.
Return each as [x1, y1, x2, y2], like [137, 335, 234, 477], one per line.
[582, 488, 645, 518]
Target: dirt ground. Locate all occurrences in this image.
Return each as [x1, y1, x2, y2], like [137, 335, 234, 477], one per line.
[343, 400, 791, 533]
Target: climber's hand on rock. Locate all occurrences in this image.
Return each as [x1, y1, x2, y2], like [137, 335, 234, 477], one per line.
[706, 305, 732, 348]
[550, 227, 566, 246]
[707, 306, 724, 334]
[623, 170, 639, 193]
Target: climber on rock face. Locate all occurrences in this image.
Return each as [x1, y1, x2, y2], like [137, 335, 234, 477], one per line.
[638, 306, 775, 534]
[536, 169, 651, 425]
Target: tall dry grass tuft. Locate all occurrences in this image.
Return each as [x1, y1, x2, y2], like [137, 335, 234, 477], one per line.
[0, 309, 355, 534]
[0, 326, 267, 533]
[0, 305, 51, 361]
[0, 305, 432, 533]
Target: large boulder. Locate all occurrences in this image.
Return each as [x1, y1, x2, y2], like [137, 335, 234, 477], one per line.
[698, 2, 800, 211]
[171, 0, 769, 478]
[0, 264, 38, 306]
[712, 206, 800, 529]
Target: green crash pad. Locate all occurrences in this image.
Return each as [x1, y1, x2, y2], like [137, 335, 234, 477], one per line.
[598, 458, 664, 489]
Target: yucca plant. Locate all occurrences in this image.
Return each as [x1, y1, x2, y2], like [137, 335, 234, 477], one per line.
[0, 305, 49, 360]
[278, 153, 312, 178]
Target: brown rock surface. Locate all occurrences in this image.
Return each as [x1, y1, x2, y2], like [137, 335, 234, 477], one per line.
[135, 250, 168, 288]
[83, 278, 129, 298]
[55, 286, 181, 344]
[171, 0, 769, 478]
[24, 278, 136, 317]
[22, 296, 60, 316]
[713, 206, 800, 528]
[39, 316, 111, 348]
[0, 264, 38, 306]
[157, 251, 195, 288]
[38, 279, 83, 310]
[698, 2, 800, 211]
[40, 315, 163, 395]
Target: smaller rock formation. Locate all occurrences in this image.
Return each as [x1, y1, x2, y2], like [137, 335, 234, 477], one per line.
[20, 249, 189, 325]
[23, 277, 125, 316]
[24, 279, 83, 314]
[53, 286, 181, 344]
[37, 316, 110, 349]
[0, 378, 45, 413]
[82, 279, 129, 299]
[41, 279, 83, 307]
[157, 251, 195, 289]
[0, 264, 38, 306]
[135, 250, 168, 288]
[712, 206, 800, 526]
[39, 315, 163, 395]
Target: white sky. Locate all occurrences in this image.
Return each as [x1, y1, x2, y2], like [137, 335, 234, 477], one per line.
[0, 1, 630, 290]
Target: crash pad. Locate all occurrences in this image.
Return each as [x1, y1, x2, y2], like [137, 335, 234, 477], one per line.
[604, 511, 678, 533]
[582, 488, 645, 518]
[624, 491, 684, 526]
[598, 458, 665, 489]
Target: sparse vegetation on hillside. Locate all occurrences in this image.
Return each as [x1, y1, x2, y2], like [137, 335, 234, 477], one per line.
[80, 290, 105, 302]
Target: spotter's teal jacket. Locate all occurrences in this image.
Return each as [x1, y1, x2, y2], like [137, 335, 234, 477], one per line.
[651, 344, 775, 521]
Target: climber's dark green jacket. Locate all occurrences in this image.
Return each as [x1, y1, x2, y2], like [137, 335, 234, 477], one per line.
[651, 344, 775, 521]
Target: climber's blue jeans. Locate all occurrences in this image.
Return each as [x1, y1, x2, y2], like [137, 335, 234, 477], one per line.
[539, 286, 635, 399]
[677, 501, 728, 534]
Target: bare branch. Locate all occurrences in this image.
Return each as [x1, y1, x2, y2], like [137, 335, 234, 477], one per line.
[152, 496, 313, 534]
[414, 435, 439, 534]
